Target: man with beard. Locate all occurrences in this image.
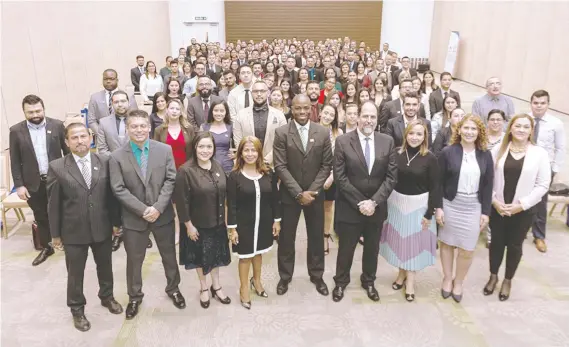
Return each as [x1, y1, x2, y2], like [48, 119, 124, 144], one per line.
[233, 80, 287, 166]
[385, 92, 432, 148]
[331, 101, 397, 302]
[273, 94, 333, 297]
[306, 81, 321, 123]
[228, 65, 255, 122]
[252, 61, 264, 82]
[9, 94, 70, 265]
[379, 79, 427, 131]
[88, 69, 138, 134]
[187, 76, 223, 130]
[218, 70, 237, 101]
[182, 62, 216, 97]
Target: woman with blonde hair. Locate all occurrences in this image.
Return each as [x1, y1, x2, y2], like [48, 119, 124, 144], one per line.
[436, 114, 494, 303]
[269, 87, 291, 121]
[483, 114, 550, 301]
[227, 136, 281, 309]
[379, 120, 440, 302]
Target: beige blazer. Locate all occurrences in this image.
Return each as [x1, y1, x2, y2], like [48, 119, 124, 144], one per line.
[233, 106, 287, 165]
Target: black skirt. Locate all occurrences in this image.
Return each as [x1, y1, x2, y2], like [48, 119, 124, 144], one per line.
[179, 223, 231, 275]
[324, 182, 337, 201]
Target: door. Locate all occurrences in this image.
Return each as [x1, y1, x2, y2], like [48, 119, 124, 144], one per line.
[182, 22, 219, 44]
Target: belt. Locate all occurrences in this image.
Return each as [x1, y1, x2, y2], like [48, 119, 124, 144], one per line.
[40, 174, 48, 181]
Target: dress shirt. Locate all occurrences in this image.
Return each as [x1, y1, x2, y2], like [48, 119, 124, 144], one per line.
[471, 94, 515, 122]
[294, 119, 310, 135]
[531, 112, 566, 172]
[106, 88, 118, 109]
[130, 139, 150, 167]
[72, 152, 92, 172]
[140, 74, 164, 101]
[457, 150, 480, 194]
[228, 84, 254, 122]
[403, 115, 417, 129]
[252, 104, 269, 146]
[27, 120, 49, 175]
[357, 128, 375, 174]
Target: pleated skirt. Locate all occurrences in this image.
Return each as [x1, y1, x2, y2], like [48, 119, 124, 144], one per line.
[379, 190, 437, 271]
[438, 193, 481, 251]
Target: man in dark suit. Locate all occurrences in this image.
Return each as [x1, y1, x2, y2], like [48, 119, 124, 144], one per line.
[429, 72, 462, 115]
[332, 101, 397, 302]
[385, 92, 433, 148]
[130, 55, 145, 93]
[206, 53, 222, 83]
[305, 56, 324, 82]
[9, 94, 69, 266]
[284, 56, 299, 86]
[237, 49, 248, 66]
[379, 79, 426, 131]
[109, 110, 186, 320]
[47, 123, 123, 332]
[392, 56, 418, 87]
[187, 76, 223, 130]
[273, 94, 333, 297]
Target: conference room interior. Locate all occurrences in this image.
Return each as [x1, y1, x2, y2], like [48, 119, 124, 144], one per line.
[1, 1, 568, 346]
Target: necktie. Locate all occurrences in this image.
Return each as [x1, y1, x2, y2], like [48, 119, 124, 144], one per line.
[107, 92, 113, 115]
[444, 91, 448, 99]
[244, 89, 250, 108]
[79, 157, 91, 188]
[299, 126, 308, 151]
[118, 117, 126, 144]
[364, 137, 371, 171]
[140, 148, 148, 179]
[140, 66, 144, 74]
[203, 99, 210, 116]
[533, 117, 541, 142]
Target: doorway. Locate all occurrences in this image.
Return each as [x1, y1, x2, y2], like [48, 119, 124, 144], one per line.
[182, 22, 220, 44]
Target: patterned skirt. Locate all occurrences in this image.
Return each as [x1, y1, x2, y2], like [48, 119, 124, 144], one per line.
[179, 223, 231, 275]
[379, 190, 437, 271]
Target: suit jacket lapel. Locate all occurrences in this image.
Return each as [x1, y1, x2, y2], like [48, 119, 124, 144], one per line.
[349, 131, 367, 173]
[395, 98, 402, 116]
[90, 154, 101, 189]
[263, 110, 275, 153]
[21, 122, 35, 154]
[289, 121, 304, 153]
[65, 155, 89, 190]
[304, 122, 318, 156]
[45, 119, 55, 153]
[125, 145, 145, 184]
[144, 141, 158, 184]
[397, 117, 405, 140]
[370, 132, 382, 174]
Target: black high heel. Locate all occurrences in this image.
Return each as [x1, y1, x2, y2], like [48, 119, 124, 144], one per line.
[211, 285, 231, 304]
[405, 293, 415, 302]
[324, 234, 333, 255]
[250, 278, 268, 298]
[483, 275, 499, 296]
[199, 288, 210, 309]
[499, 279, 511, 301]
[392, 277, 406, 290]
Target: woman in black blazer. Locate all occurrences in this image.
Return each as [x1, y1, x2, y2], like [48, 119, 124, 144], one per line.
[432, 108, 465, 157]
[436, 114, 494, 303]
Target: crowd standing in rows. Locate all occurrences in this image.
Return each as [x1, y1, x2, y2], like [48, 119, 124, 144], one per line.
[8, 36, 565, 332]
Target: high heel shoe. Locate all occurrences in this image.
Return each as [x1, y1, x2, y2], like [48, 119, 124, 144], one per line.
[199, 288, 210, 309]
[441, 279, 452, 299]
[483, 275, 499, 296]
[250, 278, 268, 298]
[392, 277, 406, 290]
[451, 281, 463, 303]
[211, 286, 231, 304]
[499, 279, 511, 301]
[324, 234, 333, 255]
[405, 293, 415, 302]
[240, 299, 251, 310]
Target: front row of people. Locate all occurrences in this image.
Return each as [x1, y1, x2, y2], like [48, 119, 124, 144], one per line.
[44, 93, 550, 331]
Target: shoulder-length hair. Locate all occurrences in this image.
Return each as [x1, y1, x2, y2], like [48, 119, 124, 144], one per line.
[451, 114, 488, 151]
[494, 113, 535, 167]
[440, 94, 460, 128]
[206, 100, 231, 124]
[190, 131, 216, 164]
[399, 119, 430, 156]
[233, 136, 270, 174]
[320, 104, 340, 138]
[163, 98, 191, 129]
[166, 78, 183, 97]
[145, 61, 157, 78]
[420, 71, 438, 94]
[270, 87, 289, 114]
[151, 92, 167, 114]
[356, 87, 371, 107]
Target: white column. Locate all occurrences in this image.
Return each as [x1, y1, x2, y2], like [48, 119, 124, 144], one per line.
[380, 0, 435, 58]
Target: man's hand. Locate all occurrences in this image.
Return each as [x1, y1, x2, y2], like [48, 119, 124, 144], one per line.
[323, 176, 333, 190]
[112, 226, 122, 237]
[272, 221, 281, 237]
[298, 191, 317, 206]
[143, 206, 161, 223]
[50, 237, 64, 251]
[358, 200, 376, 216]
[16, 186, 30, 201]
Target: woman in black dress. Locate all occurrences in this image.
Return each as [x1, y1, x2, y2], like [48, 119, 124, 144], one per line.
[227, 136, 281, 310]
[174, 132, 231, 309]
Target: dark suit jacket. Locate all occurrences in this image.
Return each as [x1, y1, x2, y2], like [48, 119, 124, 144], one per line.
[432, 126, 452, 158]
[186, 95, 223, 130]
[392, 68, 418, 86]
[206, 64, 222, 83]
[284, 69, 298, 86]
[9, 118, 69, 193]
[47, 153, 120, 245]
[385, 116, 433, 148]
[131, 66, 143, 92]
[273, 121, 333, 204]
[334, 131, 398, 224]
[153, 124, 195, 163]
[379, 98, 426, 132]
[428, 88, 462, 115]
[306, 68, 324, 82]
[109, 140, 177, 231]
[438, 144, 494, 216]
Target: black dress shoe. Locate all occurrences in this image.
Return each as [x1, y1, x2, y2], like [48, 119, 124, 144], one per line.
[147, 238, 152, 248]
[111, 235, 122, 252]
[483, 275, 499, 296]
[362, 284, 380, 302]
[276, 279, 290, 296]
[332, 286, 345, 302]
[199, 289, 210, 309]
[72, 315, 91, 332]
[211, 286, 231, 304]
[125, 301, 140, 320]
[168, 291, 186, 309]
[101, 298, 123, 314]
[405, 293, 415, 302]
[32, 247, 54, 266]
[499, 279, 511, 302]
[311, 278, 329, 296]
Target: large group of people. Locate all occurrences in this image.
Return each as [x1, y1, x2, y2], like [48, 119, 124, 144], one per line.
[8, 36, 566, 332]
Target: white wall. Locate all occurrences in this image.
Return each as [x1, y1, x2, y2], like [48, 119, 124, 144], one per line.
[169, 0, 226, 56]
[380, 0, 434, 58]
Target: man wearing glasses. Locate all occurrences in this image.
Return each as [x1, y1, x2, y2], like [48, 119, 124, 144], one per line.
[472, 77, 515, 123]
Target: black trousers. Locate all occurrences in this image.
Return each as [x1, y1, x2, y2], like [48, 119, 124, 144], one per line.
[64, 237, 113, 315]
[531, 171, 555, 240]
[333, 220, 381, 287]
[26, 180, 51, 248]
[123, 222, 180, 302]
[489, 207, 535, 280]
[278, 200, 325, 282]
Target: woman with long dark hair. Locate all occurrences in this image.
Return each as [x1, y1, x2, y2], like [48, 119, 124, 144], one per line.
[200, 100, 235, 173]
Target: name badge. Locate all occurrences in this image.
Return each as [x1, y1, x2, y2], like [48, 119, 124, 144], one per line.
[47, 130, 52, 134]
[216, 172, 220, 177]
[273, 118, 278, 124]
[310, 139, 315, 142]
[93, 167, 99, 171]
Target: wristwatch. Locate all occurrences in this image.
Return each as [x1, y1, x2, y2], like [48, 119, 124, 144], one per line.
[295, 192, 303, 200]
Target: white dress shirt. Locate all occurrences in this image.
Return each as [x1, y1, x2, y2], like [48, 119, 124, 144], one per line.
[27, 120, 49, 175]
[530, 112, 566, 173]
[139, 74, 164, 101]
[73, 152, 92, 172]
[457, 150, 480, 194]
[228, 84, 254, 123]
[357, 128, 375, 174]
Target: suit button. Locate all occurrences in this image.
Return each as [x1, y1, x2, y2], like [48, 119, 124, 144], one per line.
[89, 203, 93, 208]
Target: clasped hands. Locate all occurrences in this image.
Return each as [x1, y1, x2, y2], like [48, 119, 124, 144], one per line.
[357, 200, 377, 216]
[143, 206, 161, 223]
[298, 191, 318, 206]
[493, 201, 523, 217]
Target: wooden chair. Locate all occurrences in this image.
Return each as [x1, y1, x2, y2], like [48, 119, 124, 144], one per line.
[548, 194, 569, 217]
[1, 149, 28, 239]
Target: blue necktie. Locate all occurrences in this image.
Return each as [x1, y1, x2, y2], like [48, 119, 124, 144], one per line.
[364, 137, 371, 171]
[140, 149, 148, 179]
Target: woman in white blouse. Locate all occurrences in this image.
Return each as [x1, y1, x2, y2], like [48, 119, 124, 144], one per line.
[140, 61, 164, 104]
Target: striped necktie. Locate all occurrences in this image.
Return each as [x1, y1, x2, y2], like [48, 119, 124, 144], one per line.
[140, 148, 148, 179]
[299, 126, 308, 151]
[79, 157, 91, 188]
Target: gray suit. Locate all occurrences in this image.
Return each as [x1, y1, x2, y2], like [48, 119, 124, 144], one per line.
[96, 114, 128, 156]
[428, 88, 461, 116]
[385, 115, 433, 148]
[88, 90, 138, 134]
[186, 95, 223, 130]
[109, 140, 180, 301]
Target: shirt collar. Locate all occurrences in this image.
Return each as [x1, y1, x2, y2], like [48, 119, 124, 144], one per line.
[486, 93, 501, 101]
[294, 119, 310, 132]
[27, 119, 47, 130]
[72, 152, 91, 164]
[357, 128, 373, 141]
[106, 88, 118, 95]
[531, 112, 551, 122]
[130, 139, 149, 152]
